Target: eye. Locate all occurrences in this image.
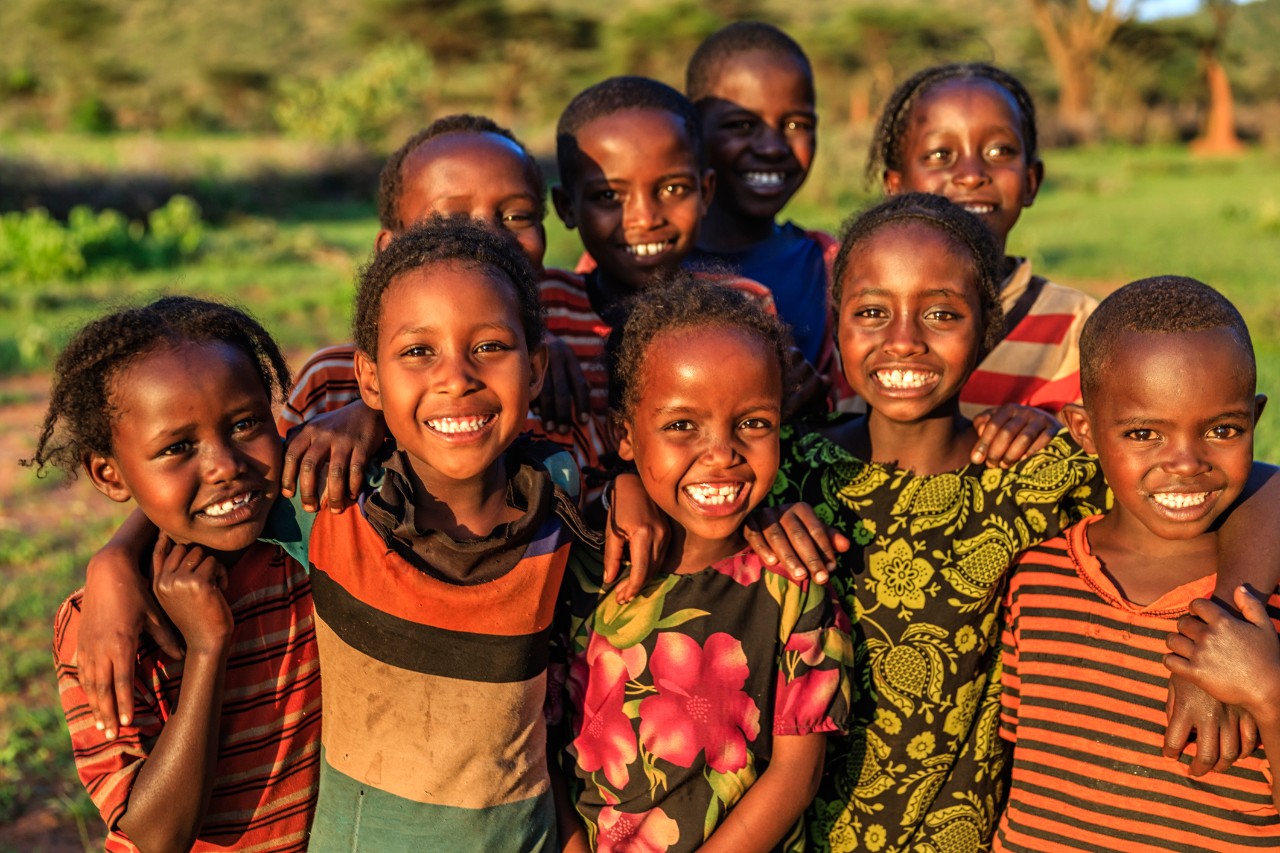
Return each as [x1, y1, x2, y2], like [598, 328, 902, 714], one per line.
[985, 141, 1020, 160]
[661, 182, 692, 199]
[232, 416, 264, 435]
[1124, 428, 1158, 442]
[1209, 424, 1244, 440]
[721, 118, 755, 133]
[475, 341, 513, 354]
[590, 188, 619, 204]
[925, 308, 962, 322]
[401, 344, 433, 358]
[923, 147, 952, 164]
[853, 306, 888, 320]
[159, 440, 193, 457]
[663, 419, 696, 432]
[739, 417, 773, 431]
[502, 210, 537, 228]
[784, 118, 815, 133]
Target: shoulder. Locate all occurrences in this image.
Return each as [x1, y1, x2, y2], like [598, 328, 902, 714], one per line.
[1011, 259, 1098, 316]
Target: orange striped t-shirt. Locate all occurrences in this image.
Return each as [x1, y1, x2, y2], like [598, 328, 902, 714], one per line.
[997, 516, 1280, 851]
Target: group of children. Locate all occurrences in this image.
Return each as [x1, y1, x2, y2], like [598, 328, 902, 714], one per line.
[29, 18, 1280, 853]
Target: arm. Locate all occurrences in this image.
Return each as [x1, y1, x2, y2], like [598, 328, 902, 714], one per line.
[1165, 585, 1280, 809]
[80, 509, 176, 737]
[1166, 463, 1280, 772]
[697, 734, 826, 853]
[116, 537, 233, 851]
[550, 759, 591, 853]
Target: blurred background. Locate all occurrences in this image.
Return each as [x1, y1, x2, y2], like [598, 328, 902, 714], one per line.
[1, 0, 1277, 848]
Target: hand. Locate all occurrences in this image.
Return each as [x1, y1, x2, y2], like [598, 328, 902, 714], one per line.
[151, 535, 234, 657]
[1162, 673, 1253, 775]
[970, 404, 1060, 467]
[531, 334, 591, 435]
[602, 473, 669, 603]
[781, 347, 831, 422]
[282, 400, 385, 513]
[742, 503, 849, 585]
[80, 533, 182, 739]
[1166, 586, 1280, 740]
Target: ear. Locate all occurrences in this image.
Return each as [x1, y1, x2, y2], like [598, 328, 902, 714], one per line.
[375, 229, 396, 253]
[85, 453, 134, 504]
[1255, 394, 1268, 424]
[1022, 158, 1044, 208]
[883, 169, 904, 196]
[551, 186, 577, 230]
[699, 167, 716, 212]
[617, 420, 636, 463]
[528, 342, 549, 400]
[354, 349, 384, 412]
[1060, 403, 1097, 454]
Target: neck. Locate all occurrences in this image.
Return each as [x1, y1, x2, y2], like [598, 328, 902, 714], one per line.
[664, 525, 746, 576]
[698, 205, 775, 253]
[1087, 513, 1219, 607]
[404, 454, 519, 540]
[863, 406, 975, 475]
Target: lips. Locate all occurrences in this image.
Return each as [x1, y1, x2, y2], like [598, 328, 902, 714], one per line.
[625, 240, 673, 259]
[873, 368, 940, 391]
[742, 171, 786, 189]
[682, 481, 750, 517]
[195, 490, 266, 525]
[425, 414, 496, 437]
[1150, 492, 1211, 510]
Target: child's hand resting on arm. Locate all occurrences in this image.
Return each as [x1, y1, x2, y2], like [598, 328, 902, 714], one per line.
[743, 504, 849, 586]
[969, 403, 1060, 468]
[1165, 585, 1280, 807]
[532, 333, 592, 436]
[281, 398, 386, 514]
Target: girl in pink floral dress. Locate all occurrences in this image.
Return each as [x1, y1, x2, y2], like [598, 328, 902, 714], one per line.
[553, 281, 853, 853]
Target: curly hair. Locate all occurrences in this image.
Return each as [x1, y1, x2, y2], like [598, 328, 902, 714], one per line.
[867, 63, 1038, 186]
[377, 114, 547, 232]
[606, 274, 793, 424]
[832, 193, 1004, 354]
[29, 295, 290, 478]
[686, 21, 814, 104]
[1080, 275, 1254, 404]
[556, 76, 703, 193]
[353, 216, 544, 359]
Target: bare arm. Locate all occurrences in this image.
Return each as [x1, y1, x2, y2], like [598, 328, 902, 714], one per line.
[549, 759, 591, 853]
[117, 538, 232, 851]
[697, 733, 826, 853]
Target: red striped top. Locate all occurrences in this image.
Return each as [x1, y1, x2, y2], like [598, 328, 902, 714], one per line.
[997, 517, 1280, 851]
[54, 544, 321, 851]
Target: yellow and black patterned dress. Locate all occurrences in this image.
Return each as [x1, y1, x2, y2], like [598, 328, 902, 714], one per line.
[773, 421, 1105, 853]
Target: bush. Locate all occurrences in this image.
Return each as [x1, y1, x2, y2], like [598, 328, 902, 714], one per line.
[272, 41, 433, 145]
[0, 195, 204, 286]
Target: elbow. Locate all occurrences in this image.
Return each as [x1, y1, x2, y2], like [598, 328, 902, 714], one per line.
[119, 814, 200, 853]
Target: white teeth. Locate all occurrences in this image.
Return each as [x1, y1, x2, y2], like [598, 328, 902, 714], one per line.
[875, 369, 937, 389]
[961, 203, 994, 214]
[684, 483, 743, 506]
[1151, 492, 1210, 509]
[626, 242, 668, 258]
[427, 415, 493, 434]
[202, 493, 252, 517]
[744, 171, 785, 188]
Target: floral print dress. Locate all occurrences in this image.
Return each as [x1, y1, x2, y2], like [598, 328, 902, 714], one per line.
[772, 423, 1104, 853]
[555, 546, 854, 853]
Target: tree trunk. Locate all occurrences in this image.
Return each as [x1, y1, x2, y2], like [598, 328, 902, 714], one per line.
[1191, 55, 1244, 155]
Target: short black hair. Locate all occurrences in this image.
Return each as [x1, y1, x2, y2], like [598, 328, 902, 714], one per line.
[1079, 275, 1254, 404]
[686, 21, 814, 104]
[353, 216, 544, 359]
[378, 114, 546, 232]
[833, 192, 1004, 354]
[556, 76, 703, 192]
[868, 63, 1038, 185]
[607, 274, 792, 424]
[29, 296, 289, 477]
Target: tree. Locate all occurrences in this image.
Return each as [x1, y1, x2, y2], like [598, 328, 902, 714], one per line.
[1190, 0, 1245, 155]
[1026, 0, 1131, 142]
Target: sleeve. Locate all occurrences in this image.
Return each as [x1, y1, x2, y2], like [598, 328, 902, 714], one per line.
[275, 344, 361, 436]
[259, 491, 314, 569]
[771, 577, 855, 737]
[999, 568, 1023, 743]
[53, 594, 165, 832]
[1008, 431, 1108, 548]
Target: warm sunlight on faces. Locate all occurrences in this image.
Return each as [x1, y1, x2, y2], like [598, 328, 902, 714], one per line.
[837, 222, 984, 424]
[619, 326, 782, 573]
[88, 342, 281, 561]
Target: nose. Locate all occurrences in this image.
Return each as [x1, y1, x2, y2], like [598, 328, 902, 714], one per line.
[1163, 436, 1213, 478]
[882, 313, 927, 357]
[751, 122, 789, 159]
[699, 427, 742, 468]
[951, 150, 989, 189]
[202, 438, 245, 483]
[433, 349, 482, 396]
[623, 191, 666, 232]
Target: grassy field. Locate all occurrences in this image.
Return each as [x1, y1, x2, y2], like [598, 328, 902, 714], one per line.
[1, 137, 1278, 849]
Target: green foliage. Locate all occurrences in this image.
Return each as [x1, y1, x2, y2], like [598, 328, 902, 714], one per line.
[272, 41, 433, 145]
[0, 196, 204, 288]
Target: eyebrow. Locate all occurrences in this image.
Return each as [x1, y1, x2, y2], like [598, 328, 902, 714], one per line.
[390, 321, 516, 337]
[849, 286, 967, 299]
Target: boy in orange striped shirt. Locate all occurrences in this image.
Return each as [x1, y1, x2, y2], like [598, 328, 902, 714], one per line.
[997, 276, 1280, 851]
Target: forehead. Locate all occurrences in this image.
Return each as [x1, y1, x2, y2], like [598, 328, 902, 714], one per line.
[910, 78, 1026, 138]
[575, 108, 697, 171]
[401, 133, 536, 196]
[704, 49, 814, 107]
[382, 260, 522, 326]
[1093, 328, 1255, 412]
[638, 325, 781, 400]
[842, 221, 979, 300]
[111, 341, 266, 420]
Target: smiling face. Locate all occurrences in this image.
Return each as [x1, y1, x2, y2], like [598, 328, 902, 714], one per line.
[698, 49, 816, 226]
[381, 131, 546, 269]
[884, 78, 1040, 257]
[837, 221, 985, 424]
[86, 341, 281, 561]
[620, 326, 782, 570]
[355, 261, 546, 492]
[553, 108, 713, 294]
[1065, 328, 1259, 544]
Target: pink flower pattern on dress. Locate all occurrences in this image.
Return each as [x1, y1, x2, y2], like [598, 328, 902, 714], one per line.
[595, 805, 681, 853]
[572, 631, 646, 789]
[639, 632, 761, 773]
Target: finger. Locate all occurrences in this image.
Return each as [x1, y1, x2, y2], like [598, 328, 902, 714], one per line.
[831, 531, 852, 554]
[567, 360, 592, 424]
[982, 418, 1025, 467]
[1163, 697, 1193, 760]
[347, 445, 367, 502]
[602, 523, 624, 585]
[280, 432, 312, 497]
[1000, 429, 1036, 466]
[96, 659, 121, 739]
[1234, 585, 1271, 629]
[326, 455, 349, 513]
[82, 652, 117, 736]
[112, 658, 135, 730]
[618, 528, 652, 604]
[1164, 633, 1195, 661]
[1025, 427, 1054, 456]
[1240, 709, 1260, 759]
[743, 520, 778, 565]
[781, 513, 833, 583]
[1189, 722, 1219, 776]
[1175, 612, 1208, 642]
[1213, 708, 1241, 772]
[763, 522, 810, 581]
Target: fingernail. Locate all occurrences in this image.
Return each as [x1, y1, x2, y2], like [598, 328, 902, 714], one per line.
[120, 714, 130, 726]
[545, 422, 556, 431]
[95, 721, 104, 731]
[578, 413, 589, 424]
[817, 571, 828, 583]
[105, 728, 116, 740]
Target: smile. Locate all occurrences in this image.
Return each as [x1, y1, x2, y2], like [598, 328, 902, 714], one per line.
[1149, 491, 1212, 510]
[959, 202, 995, 215]
[200, 491, 257, 518]
[743, 171, 786, 189]
[684, 482, 744, 506]
[196, 490, 264, 525]
[426, 414, 495, 435]
[875, 369, 938, 390]
[625, 240, 672, 259]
